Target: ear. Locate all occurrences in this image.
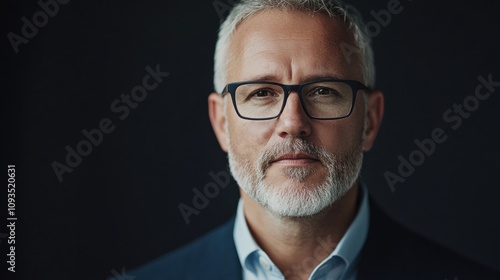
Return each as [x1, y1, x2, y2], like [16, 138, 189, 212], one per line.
[362, 90, 384, 152]
[208, 93, 229, 152]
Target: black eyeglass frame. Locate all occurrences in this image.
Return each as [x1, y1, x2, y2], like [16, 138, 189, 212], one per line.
[220, 79, 370, 120]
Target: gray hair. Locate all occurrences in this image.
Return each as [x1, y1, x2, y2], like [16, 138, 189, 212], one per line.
[213, 0, 375, 93]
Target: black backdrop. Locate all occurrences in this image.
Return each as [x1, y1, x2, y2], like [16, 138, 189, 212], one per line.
[2, 0, 499, 279]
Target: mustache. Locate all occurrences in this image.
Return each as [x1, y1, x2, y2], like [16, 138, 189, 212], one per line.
[258, 139, 332, 171]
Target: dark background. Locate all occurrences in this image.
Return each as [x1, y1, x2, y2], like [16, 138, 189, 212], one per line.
[2, 0, 499, 279]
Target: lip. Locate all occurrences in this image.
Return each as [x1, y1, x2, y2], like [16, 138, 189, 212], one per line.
[271, 153, 320, 165]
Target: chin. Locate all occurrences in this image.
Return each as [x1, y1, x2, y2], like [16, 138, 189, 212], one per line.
[254, 179, 353, 218]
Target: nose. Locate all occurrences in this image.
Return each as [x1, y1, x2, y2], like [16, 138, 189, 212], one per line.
[275, 92, 312, 138]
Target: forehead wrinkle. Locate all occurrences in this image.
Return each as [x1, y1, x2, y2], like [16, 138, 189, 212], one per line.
[229, 42, 348, 84]
[233, 33, 344, 79]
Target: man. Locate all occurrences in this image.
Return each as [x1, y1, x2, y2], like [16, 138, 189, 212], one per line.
[129, 0, 499, 279]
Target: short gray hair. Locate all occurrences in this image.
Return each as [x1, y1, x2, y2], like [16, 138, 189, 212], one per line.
[213, 0, 375, 93]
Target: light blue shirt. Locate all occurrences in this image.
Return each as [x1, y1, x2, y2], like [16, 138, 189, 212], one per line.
[233, 183, 370, 280]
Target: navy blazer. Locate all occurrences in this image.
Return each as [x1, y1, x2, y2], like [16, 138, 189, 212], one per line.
[129, 200, 499, 279]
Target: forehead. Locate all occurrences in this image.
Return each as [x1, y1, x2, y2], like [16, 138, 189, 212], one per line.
[227, 9, 361, 83]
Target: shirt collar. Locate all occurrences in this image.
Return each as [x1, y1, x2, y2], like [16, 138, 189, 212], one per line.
[328, 181, 370, 276]
[233, 182, 370, 279]
[233, 197, 262, 275]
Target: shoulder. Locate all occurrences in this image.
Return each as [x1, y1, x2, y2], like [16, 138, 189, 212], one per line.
[127, 217, 241, 280]
[358, 200, 500, 280]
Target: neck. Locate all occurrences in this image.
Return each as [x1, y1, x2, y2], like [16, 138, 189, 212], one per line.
[241, 183, 359, 280]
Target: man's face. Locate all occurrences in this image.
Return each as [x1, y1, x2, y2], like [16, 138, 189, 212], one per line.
[209, 9, 383, 217]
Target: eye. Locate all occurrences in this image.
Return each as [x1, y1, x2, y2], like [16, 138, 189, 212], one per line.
[309, 87, 339, 96]
[236, 84, 283, 104]
[248, 88, 280, 99]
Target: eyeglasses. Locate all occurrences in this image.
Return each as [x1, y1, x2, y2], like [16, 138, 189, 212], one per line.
[220, 79, 369, 120]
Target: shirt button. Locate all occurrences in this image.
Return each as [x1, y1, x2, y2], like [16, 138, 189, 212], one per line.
[258, 255, 272, 271]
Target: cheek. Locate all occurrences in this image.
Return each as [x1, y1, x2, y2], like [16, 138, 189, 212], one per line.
[312, 116, 364, 153]
[312, 122, 348, 153]
[227, 111, 275, 158]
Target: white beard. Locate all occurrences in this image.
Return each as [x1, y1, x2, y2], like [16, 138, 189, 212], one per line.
[227, 136, 364, 218]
